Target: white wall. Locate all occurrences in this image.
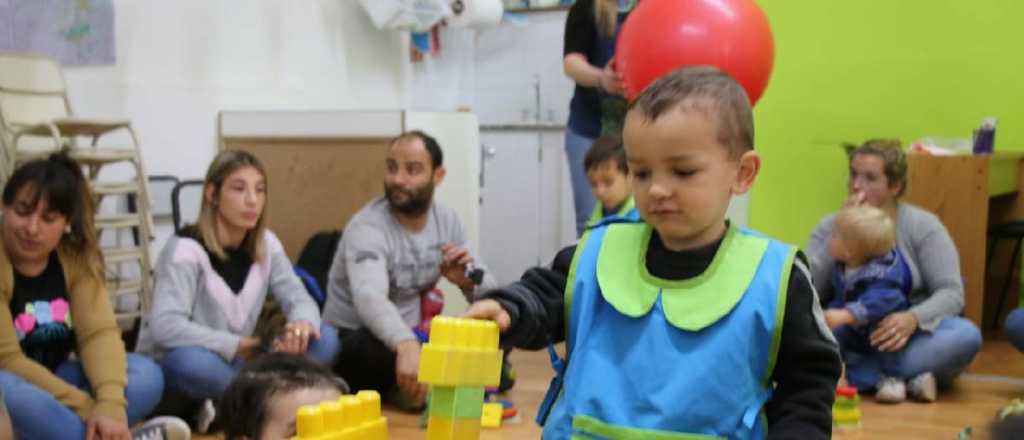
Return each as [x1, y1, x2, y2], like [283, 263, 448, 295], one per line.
[56, 0, 410, 253]
[63, 0, 408, 178]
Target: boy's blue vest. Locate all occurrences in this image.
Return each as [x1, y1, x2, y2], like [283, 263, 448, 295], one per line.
[586, 196, 640, 229]
[539, 221, 795, 440]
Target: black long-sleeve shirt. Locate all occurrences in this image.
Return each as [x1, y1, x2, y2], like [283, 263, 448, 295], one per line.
[480, 231, 841, 440]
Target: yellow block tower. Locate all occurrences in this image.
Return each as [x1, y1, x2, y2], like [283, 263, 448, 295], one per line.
[418, 317, 503, 440]
[291, 390, 388, 440]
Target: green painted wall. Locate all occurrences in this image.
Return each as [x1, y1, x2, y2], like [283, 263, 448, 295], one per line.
[749, 1, 1024, 246]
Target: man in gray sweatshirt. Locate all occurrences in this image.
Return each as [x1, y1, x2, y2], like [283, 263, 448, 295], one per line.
[317, 130, 498, 407]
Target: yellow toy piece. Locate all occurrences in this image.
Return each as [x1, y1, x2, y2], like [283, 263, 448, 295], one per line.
[833, 406, 862, 427]
[291, 390, 388, 440]
[480, 403, 503, 428]
[418, 317, 502, 387]
[426, 416, 481, 440]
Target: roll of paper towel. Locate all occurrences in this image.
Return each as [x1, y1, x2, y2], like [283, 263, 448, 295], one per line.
[448, 0, 504, 28]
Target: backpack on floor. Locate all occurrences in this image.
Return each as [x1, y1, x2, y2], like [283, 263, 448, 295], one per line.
[295, 229, 343, 309]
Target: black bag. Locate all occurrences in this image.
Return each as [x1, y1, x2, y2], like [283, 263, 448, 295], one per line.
[296, 229, 343, 299]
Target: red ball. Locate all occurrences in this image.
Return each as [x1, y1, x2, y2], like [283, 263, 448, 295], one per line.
[616, 0, 775, 105]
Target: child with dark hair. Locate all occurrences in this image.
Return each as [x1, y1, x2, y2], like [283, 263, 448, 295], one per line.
[215, 352, 349, 440]
[583, 135, 637, 227]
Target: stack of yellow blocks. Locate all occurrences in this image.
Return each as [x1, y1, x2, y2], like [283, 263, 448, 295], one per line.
[418, 317, 503, 440]
[291, 390, 388, 440]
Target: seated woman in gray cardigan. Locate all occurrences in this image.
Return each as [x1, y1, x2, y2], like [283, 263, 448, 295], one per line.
[806, 139, 981, 404]
[137, 150, 327, 430]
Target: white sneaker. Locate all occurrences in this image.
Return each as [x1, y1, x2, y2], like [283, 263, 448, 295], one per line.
[908, 372, 937, 402]
[875, 376, 906, 403]
[195, 399, 216, 434]
[131, 416, 191, 440]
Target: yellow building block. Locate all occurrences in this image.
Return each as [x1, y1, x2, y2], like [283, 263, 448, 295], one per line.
[291, 390, 388, 440]
[427, 416, 482, 440]
[418, 317, 502, 387]
[481, 403, 503, 428]
[295, 405, 325, 440]
[833, 407, 862, 427]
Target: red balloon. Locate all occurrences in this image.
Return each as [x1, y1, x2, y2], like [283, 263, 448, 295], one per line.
[616, 0, 775, 105]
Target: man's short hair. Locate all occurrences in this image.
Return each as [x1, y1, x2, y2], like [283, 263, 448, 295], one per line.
[391, 130, 443, 169]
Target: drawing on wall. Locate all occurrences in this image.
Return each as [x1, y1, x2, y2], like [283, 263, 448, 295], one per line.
[0, 0, 115, 66]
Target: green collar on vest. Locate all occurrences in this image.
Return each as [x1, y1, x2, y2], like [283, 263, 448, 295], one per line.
[596, 222, 769, 331]
[587, 196, 636, 226]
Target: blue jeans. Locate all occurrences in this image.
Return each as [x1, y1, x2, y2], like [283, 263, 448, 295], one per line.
[835, 323, 901, 378]
[162, 322, 341, 400]
[1004, 308, 1024, 352]
[565, 128, 597, 237]
[842, 317, 981, 390]
[0, 353, 164, 440]
[308, 323, 341, 366]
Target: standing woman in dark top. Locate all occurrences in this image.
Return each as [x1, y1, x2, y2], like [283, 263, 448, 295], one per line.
[563, 0, 636, 236]
[0, 155, 168, 439]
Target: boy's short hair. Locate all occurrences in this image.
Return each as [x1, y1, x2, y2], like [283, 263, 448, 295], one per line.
[584, 136, 627, 174]
[834, 205, 896, 259]
[629, 66, 754, 156]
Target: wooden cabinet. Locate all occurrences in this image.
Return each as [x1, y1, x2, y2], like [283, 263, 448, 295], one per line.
[905, 152, 1024, 328]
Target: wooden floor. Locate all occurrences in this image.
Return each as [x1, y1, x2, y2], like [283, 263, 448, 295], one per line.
[195, 339, 1024, 440]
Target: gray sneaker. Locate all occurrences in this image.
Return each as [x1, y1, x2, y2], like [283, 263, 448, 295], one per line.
[875, 376, 906, 403]
[195, 399, 216, 434]
[132, 416, 191, 440]
[908, 372, 937, 402]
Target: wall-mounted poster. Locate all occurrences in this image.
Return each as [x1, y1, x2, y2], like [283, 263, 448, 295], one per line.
[0, 0, 115, 66]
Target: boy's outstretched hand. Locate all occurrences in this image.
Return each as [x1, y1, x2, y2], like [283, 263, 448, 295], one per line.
[463, 299, 511, 332]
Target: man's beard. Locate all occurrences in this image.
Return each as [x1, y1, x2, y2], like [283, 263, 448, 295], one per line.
[385, 182, 434, 216]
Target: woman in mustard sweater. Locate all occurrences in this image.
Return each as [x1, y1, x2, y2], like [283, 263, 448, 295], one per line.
[0, 155, 180, 440]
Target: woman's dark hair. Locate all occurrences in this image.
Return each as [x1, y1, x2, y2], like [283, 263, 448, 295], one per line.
[215, 353, 349, 440]
[2, 153, 101, 276]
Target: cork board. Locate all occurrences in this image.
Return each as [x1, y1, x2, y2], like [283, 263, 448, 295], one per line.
[222, 137, 389, 260]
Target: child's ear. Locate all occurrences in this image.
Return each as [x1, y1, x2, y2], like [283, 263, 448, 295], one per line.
[732, 150, 761, 194]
